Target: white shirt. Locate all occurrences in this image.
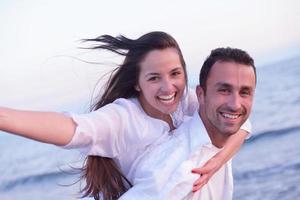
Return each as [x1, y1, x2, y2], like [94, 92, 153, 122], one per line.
[119, 112, 233, 200]
[62, 88, 250, 183]
[63, 89, 197, 178]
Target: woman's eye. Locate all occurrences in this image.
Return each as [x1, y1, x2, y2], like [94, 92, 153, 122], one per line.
[172, 71, 181, 76]
[148, 77, 158, 81]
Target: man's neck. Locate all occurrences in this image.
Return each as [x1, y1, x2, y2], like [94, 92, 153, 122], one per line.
[198, 111, 227, 148]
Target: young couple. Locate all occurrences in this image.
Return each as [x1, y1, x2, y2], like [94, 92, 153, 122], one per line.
[0, 31, 256, 200]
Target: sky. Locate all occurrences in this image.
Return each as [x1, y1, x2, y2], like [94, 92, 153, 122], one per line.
[0, 0, 299, 110]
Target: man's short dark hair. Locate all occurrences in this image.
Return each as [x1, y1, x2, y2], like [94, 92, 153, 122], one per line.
[199, 47, 256, 91]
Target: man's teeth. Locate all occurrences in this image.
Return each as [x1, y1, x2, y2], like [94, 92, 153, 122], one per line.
[222, 113, 239, 119]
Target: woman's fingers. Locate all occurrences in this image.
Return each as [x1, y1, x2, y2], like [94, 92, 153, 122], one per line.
[192, 174, 208, 192]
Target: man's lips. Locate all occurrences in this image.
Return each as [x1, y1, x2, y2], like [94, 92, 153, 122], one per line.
[220, 112, 241, 119]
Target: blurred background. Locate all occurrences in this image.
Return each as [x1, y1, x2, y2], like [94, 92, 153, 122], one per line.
[0, 0, 299, 199]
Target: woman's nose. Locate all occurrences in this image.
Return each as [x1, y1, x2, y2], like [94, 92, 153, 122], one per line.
[160, 77, 174, 92]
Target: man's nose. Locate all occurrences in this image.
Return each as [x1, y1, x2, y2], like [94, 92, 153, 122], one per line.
[227, 93, 242, 111]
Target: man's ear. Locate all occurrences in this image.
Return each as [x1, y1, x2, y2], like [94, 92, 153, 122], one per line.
[135, 85, 141, 92]
[196, 85, 204, 104]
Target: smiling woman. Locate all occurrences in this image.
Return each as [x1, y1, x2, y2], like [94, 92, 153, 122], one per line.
[137, 48, 186, 127]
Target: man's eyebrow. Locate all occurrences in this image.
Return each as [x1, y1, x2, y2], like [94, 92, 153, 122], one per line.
[215, 82, 254, 91]
[215, 82, 232, 88]
[240, 85, 254, 91]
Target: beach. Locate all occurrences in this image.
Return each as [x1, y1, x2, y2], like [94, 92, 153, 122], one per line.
[1, 56, 300, 200]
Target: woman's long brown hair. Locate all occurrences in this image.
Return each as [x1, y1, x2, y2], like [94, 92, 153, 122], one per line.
[80, 31, 187, 200]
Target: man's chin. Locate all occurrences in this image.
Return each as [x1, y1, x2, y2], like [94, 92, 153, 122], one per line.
[221, 127, 241, 136]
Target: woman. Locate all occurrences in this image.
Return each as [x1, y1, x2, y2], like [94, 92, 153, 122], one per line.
[0, 31, 250, 200]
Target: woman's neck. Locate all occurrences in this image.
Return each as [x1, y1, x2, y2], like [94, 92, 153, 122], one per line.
[137, 98, 175, 131]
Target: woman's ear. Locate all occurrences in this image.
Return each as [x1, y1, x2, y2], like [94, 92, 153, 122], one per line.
[135, 85, 141, 92]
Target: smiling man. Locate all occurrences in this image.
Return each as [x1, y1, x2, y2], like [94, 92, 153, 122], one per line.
[198, 50, 256, 148]
[119, 47, 257, 200]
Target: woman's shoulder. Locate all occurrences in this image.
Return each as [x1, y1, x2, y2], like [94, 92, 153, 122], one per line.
[111, 97, 142, 112]
[178, 87, 198, 115]
[185, 87, 197, 104]
[97, 97, 146, 120]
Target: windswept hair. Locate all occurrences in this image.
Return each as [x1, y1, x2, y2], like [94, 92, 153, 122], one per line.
[80, 31, 187, 200]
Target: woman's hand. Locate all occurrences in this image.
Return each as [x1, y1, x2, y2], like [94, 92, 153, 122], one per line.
[191, 129, 248, 192]
[191, 154, 223, 192]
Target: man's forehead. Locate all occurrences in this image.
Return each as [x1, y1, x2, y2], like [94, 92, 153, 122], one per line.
[208, 61, 256, 87]
[214, 81, 254, 90]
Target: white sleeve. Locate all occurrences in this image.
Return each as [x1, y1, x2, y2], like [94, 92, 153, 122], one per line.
[62, 102, 128, 158]
[240, 119, 252, 138]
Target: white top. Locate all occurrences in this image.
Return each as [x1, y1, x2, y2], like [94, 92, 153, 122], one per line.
[63, 88, 250, 182]
[119, 112, 233, 200]
[63, 89, 198, 177]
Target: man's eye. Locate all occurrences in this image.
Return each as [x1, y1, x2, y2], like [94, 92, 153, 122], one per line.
[218, 88, 229, 93]
[241, 90, 251, 97]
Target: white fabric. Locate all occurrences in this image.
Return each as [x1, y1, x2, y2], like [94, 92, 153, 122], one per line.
[62, 87, 250, 182]
[119, 112, 233, 200]
[62, 88, 197, 177]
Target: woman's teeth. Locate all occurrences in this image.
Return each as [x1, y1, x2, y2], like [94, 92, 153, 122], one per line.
[158, 94, 175, 103]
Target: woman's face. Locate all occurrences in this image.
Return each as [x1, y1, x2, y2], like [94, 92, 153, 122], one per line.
[136, 47, 186, 119]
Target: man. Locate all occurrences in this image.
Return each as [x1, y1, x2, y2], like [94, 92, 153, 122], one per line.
[120, 47, 257, 200]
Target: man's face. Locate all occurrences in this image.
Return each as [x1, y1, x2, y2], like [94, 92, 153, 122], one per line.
[197, 61, 256, 141]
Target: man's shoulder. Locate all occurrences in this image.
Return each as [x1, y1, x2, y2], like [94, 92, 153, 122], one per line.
[173, 114, 195, 135]
[176, 111, 203, 133]
[174, 112, 211, 150]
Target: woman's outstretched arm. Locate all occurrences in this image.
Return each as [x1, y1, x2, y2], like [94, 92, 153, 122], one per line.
[191, 129, 248, 192]
[0, 107, 76, 146]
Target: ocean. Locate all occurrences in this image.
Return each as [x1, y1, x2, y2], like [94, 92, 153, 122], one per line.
[0, 56, 299, 200]
[233, 56, 300, 200]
